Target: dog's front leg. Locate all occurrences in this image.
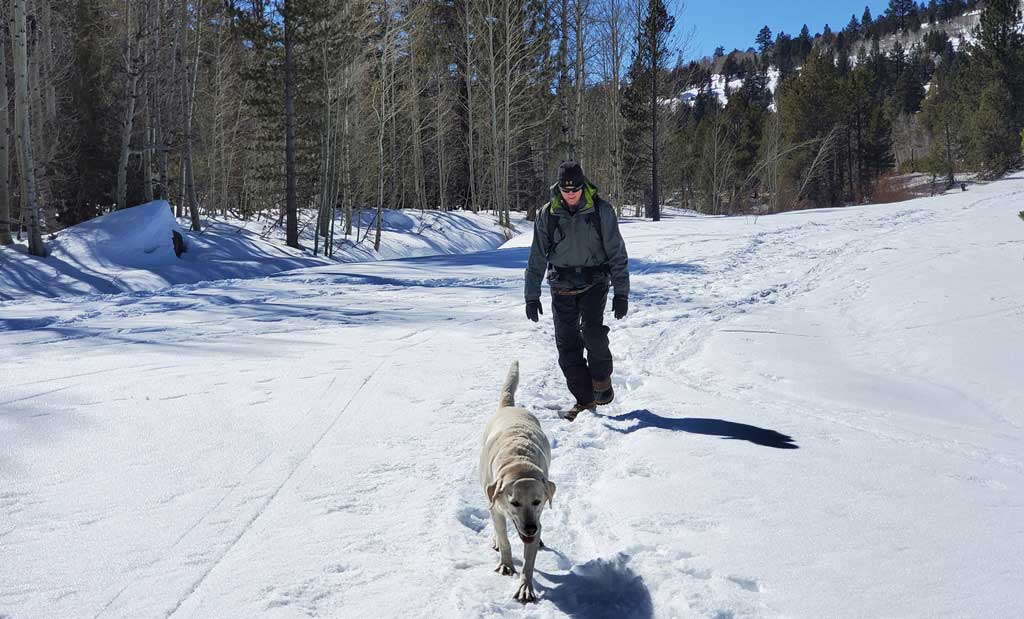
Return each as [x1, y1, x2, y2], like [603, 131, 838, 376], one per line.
[490, 510, 515, 576]
[513, 536, 540, 603]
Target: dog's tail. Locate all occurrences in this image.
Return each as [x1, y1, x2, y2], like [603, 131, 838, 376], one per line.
[498, 361, 519, 408]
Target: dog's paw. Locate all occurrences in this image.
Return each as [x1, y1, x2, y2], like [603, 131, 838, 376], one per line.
[513, 579, 536, 603]
[491, 537, 499, 552]
[494, 562, 516, 576]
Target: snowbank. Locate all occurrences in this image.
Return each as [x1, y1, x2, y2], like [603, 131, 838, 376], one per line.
[0, 203, 527, 302]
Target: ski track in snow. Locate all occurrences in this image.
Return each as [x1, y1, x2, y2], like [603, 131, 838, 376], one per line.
[3, 179, 1024, 617]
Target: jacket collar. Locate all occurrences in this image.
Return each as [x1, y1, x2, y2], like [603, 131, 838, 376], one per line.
[549, 181, 599, 215]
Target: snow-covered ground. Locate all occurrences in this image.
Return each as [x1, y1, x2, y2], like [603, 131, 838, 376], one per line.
[2, 176, 1023, 618]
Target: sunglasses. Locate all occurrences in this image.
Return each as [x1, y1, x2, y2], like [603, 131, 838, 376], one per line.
[559, 185, 583, 194]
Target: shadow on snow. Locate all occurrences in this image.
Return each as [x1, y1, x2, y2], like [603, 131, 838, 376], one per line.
[538, 552, 653, 619]
[599, 409, 799, 449]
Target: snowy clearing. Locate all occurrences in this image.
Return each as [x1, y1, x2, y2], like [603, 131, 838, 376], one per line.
[2, 177, 1023, 618]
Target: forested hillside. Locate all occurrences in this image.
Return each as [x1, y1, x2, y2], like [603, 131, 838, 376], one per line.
[1, 0, 1021, 257]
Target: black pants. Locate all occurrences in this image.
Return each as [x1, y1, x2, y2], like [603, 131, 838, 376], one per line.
[551, 284, 612, 405]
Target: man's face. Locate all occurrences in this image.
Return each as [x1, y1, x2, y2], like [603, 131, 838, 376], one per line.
[560, 186, 583, 208]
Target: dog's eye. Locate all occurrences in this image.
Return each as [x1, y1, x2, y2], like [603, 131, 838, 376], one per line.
[532, 500, 541, 506]
[510, 500, 521, 507]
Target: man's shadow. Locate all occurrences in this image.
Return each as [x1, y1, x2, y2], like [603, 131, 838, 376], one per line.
[537, 552, 653, 619]
[599, 409, 799, 449]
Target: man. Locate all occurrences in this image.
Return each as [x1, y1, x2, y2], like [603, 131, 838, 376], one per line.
[525, 161, 630, 421]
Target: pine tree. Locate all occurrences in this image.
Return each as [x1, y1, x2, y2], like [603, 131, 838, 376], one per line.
[976, 0, 1024, 92]
[846, 14, 860, 38]
[777, 51, 846, 208]
[968, 0, 1024, 174]
[797, 25, 812, 63]
[624, 0, 675, 221]
[920, 54, 967, 188]
[969, 81, 1018, 177]
[756, 26, 773, 55]
[886, 0, 917, 32]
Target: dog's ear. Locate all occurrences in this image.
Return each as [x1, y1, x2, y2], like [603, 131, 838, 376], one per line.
[486, 480, 503, 508]
[545, 480, 556, 507]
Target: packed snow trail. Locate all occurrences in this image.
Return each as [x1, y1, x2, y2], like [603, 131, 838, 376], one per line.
[2, 176, 1023, 618]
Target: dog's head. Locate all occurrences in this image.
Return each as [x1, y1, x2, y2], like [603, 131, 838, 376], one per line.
[487, 476, 556, 544]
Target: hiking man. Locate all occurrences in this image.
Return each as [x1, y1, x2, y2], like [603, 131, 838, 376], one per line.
[525, 161, 630, 421]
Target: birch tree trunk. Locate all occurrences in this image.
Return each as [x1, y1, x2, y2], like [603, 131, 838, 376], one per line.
[373, 4, 402, 251]
[0, 27, 12, 246]
[599, 0, 628, 210]
[480, 0, 501, 218]
[11, 0, 43, 255]
[461, 0, 478, 212]
[573, 0, 588, 163]
[33, 0, 58, 231]
[434, 58, 450, 213]
[142, 85, 154, 203]
[182, 2, 202, 231]
[284, 0, 299, 248]
[316, 40, 335, 247]
[408, 40, 427, 214]
[116, 0, 142, 210]
[343, 102, 353, 235]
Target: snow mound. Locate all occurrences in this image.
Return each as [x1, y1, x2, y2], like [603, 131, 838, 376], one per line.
[56, 200, 185, 267]
[0, 203, 530, 302]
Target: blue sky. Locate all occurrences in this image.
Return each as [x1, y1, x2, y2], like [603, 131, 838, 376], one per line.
[682, 0, 892, 58]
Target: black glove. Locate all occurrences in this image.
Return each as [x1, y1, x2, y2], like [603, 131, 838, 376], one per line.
[613, 296, 628, 319]
[526, 299, 543, 322]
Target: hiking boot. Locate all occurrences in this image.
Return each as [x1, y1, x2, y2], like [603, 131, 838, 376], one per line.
[592, 378, 614, 406]
[561, 401, 596, 422]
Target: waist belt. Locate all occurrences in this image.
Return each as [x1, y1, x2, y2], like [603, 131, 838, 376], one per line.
[550, 264, 610, 278]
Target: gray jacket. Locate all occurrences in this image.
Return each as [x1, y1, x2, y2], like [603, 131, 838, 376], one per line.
[525, 182, 629, 301]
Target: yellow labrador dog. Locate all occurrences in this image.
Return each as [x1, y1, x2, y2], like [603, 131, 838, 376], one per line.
[479, 361, 556, 603]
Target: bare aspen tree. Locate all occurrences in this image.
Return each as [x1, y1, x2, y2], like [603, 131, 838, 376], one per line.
[1, 18, 11, 246]
[573, 0, 590, 162]
[759, 112, 783, 213]
[116, 0, 144, 210]
[31, 0, 62, 232]
[558, 0, 572, 158]
[40, 2, 56, 121]
[433, 56, 453, 213]
[371, 1, 404, 251]
[164, 0, 182, 210]
[283, 0, 299, 247]
[343, 100, 354, 234]
[459, 0, 479, 212]
[208, 2, 238, 216]
[142, 85, 154, 203]
[595, 0, 630, 210]
[140, 1, 155, 206]
[315, 34, 337, 251]
[500, 0, 544, 227]
[181, 1, 203, 231]
[407, 3, 429, 214]
[478, 0, 500, 217]
[313, 1, 354, 255]
[699, 116, 736, 214]
[11, 0, 43, 255]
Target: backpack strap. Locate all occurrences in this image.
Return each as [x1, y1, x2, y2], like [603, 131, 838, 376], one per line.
[546, 205, 560, 254]
[547, 201, 603, 254]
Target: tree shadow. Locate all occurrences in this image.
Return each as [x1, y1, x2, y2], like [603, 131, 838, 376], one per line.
[538, 553, 653, 619]
[629, 258, 706, 276]
[599, 410, 799, 449]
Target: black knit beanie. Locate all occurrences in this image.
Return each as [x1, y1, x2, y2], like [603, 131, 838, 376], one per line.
[558, 161, 586, 191]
